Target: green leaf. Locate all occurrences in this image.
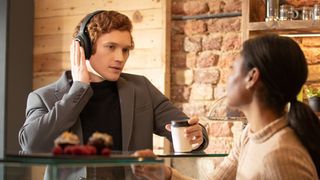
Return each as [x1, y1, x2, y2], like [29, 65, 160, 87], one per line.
[305, 86, 320, 98]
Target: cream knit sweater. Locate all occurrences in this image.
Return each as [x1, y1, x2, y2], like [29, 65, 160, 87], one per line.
[171, 116, 318, 180]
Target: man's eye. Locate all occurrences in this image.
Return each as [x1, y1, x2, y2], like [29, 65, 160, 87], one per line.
[106, 45, 115, 50]
[123, 48, 130, 53]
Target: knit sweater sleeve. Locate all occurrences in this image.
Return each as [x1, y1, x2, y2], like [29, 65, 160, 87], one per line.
[262, 147, 318, 180]
[171, 168, 195, 180]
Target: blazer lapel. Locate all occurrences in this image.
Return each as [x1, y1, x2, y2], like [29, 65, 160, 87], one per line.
[117, 77, 135, 150]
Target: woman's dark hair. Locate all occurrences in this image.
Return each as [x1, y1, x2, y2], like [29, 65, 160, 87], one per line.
[241, 34, 320, 174]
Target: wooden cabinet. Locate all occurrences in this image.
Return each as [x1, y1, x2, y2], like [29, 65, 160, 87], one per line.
[242, 0, 320, 40]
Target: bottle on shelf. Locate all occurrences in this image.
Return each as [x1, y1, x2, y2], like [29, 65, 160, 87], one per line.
[265, 0, 280, 21]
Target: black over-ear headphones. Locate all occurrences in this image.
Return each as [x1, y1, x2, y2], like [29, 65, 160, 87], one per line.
[75, 10, 106, 60]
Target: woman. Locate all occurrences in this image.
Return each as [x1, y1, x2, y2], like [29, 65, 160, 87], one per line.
[134, 34, 320, 180]
[212, 33, 319, 179]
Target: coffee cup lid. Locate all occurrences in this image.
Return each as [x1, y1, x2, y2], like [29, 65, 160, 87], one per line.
[171, 119, 190, 127]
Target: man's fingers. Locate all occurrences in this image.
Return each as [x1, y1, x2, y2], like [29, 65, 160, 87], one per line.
[185, 124, 202, 134]
[70, 41, 75, 66]
[133, 149, 155, 157]
[189, 135, 203, 144]
[79, 47, 87, 69]
[188, 116, 199, 125]
[185, 129, 202, 139]
[75, 41, 80, 66]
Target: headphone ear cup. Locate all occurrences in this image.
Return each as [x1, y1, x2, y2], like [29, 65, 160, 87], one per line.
[75, 33, 91, 60]
[75, 10, 105, 60]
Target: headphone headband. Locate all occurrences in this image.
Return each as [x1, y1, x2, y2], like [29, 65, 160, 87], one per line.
[79, 10, 106, 34]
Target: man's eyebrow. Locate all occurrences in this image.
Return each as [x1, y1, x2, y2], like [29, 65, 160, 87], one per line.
[103, 42, 133, 49]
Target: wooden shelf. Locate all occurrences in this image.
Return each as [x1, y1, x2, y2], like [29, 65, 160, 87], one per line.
[242, 0, 320, 39]
[248, 20, 320, 35]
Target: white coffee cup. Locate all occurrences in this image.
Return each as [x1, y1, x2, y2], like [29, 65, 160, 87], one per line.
[171, 119, 192, 153]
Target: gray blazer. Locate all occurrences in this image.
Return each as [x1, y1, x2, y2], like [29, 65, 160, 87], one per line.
[19, 71, 208, 152]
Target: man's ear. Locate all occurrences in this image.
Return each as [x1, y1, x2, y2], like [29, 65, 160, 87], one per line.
[245, 67, 260, 89]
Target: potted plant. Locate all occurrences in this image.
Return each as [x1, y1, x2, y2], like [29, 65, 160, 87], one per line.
[305, 86, 320, 113]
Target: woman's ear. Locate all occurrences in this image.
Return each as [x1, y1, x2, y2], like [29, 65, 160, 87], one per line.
[245, 67, 260, 90]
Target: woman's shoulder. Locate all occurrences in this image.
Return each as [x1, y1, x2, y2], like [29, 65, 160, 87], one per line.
[262, 129, 318, 179]
[273, 126, 305, 149]
[265, 126, 314, 165]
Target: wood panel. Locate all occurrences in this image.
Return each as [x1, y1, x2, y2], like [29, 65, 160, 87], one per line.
[34, 48, 162, 72]
[132, 28, 163, 49]
[34, 34, 72, 55]
[34, 29, 162, 55]
[35, 0, 162, 18]
[125, 48, 162, 69]
[34, 52, 70, 72]
[249, 0, 265, 22]
[163, 0, 171, 154]
[34, 9, 163, 36]
[249, 20, 320, 32]
[242, 0, 250, 41]
[33, 71, 63, 90]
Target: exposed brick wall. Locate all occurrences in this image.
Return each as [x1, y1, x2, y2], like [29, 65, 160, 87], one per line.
[296, 37, 320, 94]
[171, 0, 243, 154]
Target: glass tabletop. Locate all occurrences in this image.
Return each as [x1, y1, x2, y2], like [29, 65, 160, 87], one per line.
[3, 151, 227, 164]
[2, 151, 163, 165]
[1, 152, 166, 180]
[0, 151, 227, 180]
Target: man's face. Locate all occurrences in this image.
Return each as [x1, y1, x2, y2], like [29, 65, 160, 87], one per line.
[89, 30, 132, 81]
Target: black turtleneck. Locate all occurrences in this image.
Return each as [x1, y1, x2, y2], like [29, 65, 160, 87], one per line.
[80, 80, 122, 150]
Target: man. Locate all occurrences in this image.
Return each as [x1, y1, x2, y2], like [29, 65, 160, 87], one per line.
[19, 10, 208, 153]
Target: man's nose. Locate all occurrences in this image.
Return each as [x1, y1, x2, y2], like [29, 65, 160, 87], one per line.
[115, 49, 125, 62]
